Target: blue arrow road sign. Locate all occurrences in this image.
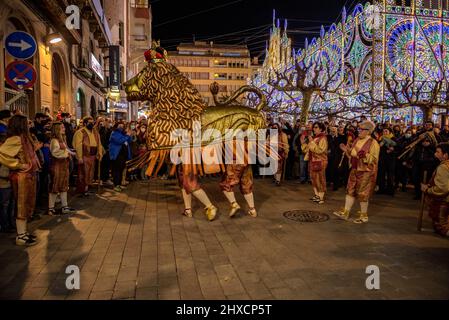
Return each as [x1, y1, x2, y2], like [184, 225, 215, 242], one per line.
[5, 31, 37, 60]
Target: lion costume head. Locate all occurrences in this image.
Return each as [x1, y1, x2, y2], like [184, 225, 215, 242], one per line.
[125, 61, 205, 150]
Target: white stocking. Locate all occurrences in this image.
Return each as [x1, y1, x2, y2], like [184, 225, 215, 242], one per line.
[181, 189, 192, 210]
[49, 193, 58, 209]
[360, 202, 369, 214]
[344, 195, 356, 212]
[16, 219, 27, 235]
[223, 191, 237, 204]
[192, 189, 213, 208]
[244, 193, 255, 209]
[60, 192, 68, 207]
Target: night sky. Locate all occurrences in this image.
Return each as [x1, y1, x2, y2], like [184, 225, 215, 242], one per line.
[151, 0, 365, 58]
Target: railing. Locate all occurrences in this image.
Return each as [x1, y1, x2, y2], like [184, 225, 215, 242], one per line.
[5, 88, 29, 116]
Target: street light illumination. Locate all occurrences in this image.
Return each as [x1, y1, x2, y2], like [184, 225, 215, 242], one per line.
[49, 37, 62, 44]
[46, 33, 62, 45]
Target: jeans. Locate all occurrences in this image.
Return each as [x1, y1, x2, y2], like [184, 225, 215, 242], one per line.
[299, 155, 309, 182]
[0, 187, 14, 231]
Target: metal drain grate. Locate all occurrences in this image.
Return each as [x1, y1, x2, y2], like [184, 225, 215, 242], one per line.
[283, 210, 330, 223]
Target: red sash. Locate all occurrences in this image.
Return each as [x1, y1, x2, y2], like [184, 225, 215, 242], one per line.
[351, 138, 373, 170]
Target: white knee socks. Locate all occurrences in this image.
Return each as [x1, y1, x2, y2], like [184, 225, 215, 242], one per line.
[181, 189, 192, 210]
[16, 219, 26, 235]
[223, 191, 237, 204]
[192, 189, 213, 209]
[49, 193, 58, 209]
[344, 195, 356, 212]
[60, 192, 68, 208]
[49, 192, 69, 208]
[244, 193, 255, 209]
[360, 202, 369, 214]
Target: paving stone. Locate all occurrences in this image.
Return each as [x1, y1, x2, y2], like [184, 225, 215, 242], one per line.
[1, 179, 448, 300]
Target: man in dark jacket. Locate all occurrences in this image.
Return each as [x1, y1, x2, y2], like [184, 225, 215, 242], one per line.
[99, 119, 113, 185]
[411, 137, 438, 199]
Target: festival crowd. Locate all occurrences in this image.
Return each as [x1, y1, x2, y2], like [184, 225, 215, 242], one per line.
[0, 109, 448, 247]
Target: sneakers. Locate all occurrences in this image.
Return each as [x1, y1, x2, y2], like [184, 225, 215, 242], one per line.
[310, 195, 319, 201]
[333, 208, 350, 220]
[16, 233, 38, 246]
[229, 202, 241, 218]
[314, 198, 325, 205]
[114, 186, 122, 192]
[48, 208, 56, 216]
[205, 205, 218, 222]
[248, 207, 258, 218]
[62, 207, 76, 214]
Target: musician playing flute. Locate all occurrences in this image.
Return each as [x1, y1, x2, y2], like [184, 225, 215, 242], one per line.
[333, 120, 380, 224]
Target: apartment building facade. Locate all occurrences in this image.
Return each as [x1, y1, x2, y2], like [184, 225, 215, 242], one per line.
[167, 42, 252, 105]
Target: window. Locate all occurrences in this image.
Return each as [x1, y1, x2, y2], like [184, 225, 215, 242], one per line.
[131, 0, 149, 8]
[133, 23, 146, 41]
[119, 22, 124, 46]
[214, 73, 227, 80]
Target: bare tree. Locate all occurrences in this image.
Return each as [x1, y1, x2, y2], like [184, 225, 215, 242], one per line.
[266, 55, 354, 124]
[361, 73, 449, 122]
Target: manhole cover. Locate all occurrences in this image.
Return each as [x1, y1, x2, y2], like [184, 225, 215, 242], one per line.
[283, 210, 330, 223]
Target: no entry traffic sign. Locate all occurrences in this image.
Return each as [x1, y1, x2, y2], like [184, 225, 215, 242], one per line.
[5, 61, 37, 90]
[5, 31, 37, 60]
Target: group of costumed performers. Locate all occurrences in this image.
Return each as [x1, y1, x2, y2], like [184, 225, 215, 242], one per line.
[133, 45, 412, 228]
[138, 45, 260, 222]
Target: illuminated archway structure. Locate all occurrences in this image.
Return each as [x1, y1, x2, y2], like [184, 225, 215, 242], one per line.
[253, 0, 449, 124]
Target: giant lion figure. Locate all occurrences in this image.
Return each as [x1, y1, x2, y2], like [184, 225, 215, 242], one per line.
[124, 54, 272, 221]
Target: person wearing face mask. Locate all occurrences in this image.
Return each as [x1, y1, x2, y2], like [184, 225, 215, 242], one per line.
[97, 118, 113, 186]
[137, 125, 147, 145]
[72, 117, 104, 196]
[61, 113, 74, 149]
[396, 129, 415, 192]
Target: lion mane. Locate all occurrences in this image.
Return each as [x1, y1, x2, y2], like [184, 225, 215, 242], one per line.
[140, 61, 206, 150]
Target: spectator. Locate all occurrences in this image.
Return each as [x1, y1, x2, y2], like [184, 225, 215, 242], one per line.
[109, 122, 132, 192]
[377, 128, 397, 196]
[0, 115, 42, 246]
[0, 133, 14, 234]
[0, 110, 12, 135]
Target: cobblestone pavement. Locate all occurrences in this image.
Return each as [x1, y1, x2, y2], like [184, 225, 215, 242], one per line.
[0, 178, 448, 300]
